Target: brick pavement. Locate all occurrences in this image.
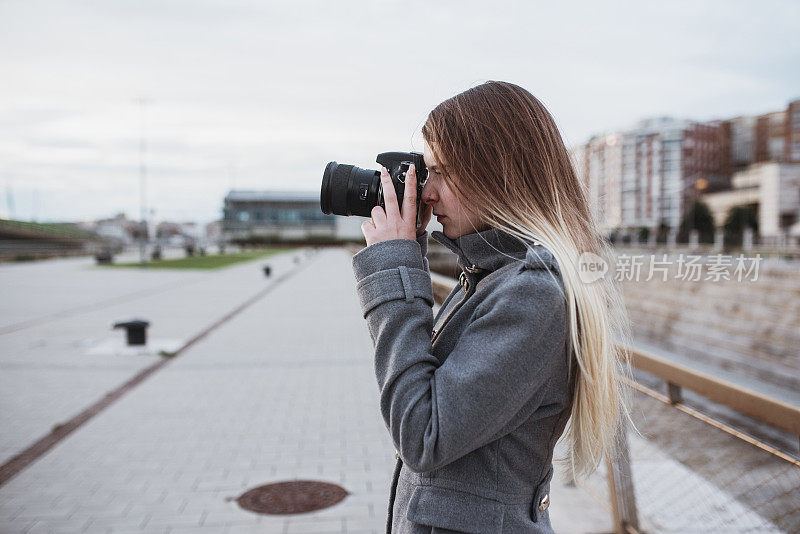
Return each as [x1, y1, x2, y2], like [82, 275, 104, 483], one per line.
[0, 249, 297, 466]
[0, 249, 395, 533]
[0, 248, 612, 533]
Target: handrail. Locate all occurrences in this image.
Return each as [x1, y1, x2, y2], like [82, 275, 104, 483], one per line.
[625, 346, 800, 437]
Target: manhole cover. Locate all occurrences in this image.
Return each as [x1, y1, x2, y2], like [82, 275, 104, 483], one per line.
[236, 480, 349, 514]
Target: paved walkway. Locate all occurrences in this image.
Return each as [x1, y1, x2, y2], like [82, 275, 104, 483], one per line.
[0, 250, 298, 466]
[0, 248, 612, 533]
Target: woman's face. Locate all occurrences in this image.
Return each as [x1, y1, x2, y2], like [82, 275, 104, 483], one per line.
[422, 142, 488, 239]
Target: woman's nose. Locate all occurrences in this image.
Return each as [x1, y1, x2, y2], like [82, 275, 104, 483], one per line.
[421, 180, 437, 204]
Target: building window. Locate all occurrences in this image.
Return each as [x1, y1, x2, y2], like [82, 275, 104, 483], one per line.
[238, 211, 250, 222]
[278, 210, 302, 223]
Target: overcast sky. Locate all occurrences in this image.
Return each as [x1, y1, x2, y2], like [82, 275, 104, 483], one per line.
[1, 0, 798, 224]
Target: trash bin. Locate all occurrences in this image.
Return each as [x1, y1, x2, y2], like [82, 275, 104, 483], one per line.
[113, 319, 150, 346]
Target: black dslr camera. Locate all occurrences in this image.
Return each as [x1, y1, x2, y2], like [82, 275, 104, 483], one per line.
[320, 151, 428, 227]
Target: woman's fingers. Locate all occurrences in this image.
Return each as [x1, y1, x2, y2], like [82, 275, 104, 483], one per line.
[403, 164, 416, 221]
[380, 167, 400, 220]
[370, 205, 386, 224]
[360, 219, 376, 245]
[368, 165, 417, 243]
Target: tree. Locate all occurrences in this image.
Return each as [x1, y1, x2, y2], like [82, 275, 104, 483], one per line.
[677, 200, 715, 244]
[656, 222, 670, 244]
[723, 204, 758, 246]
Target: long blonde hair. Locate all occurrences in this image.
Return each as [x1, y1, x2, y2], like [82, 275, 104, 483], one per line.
[421, 80, 636, 481]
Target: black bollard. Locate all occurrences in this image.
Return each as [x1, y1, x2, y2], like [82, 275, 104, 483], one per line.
[113, 319, 150, 346]
[95, 248, 114, 264]
[263, 265, 272, 277]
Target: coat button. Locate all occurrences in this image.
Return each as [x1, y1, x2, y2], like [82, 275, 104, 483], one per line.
[394, 449, 400, 460]
[538, 493, 549, 511]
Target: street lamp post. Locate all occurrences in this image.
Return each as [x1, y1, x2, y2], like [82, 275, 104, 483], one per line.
[134, 98, 153, 267]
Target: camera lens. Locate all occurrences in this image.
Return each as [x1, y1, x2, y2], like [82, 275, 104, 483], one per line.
[321, 162, 381, 217]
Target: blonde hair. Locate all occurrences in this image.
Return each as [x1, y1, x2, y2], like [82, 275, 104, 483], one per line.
[422, 80, 637, 481]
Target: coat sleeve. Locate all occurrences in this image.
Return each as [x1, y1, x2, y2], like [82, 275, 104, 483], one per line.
[352, 238, 568, 473]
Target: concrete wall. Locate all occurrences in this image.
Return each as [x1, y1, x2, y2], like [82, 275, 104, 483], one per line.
[619, 254, 800, 391]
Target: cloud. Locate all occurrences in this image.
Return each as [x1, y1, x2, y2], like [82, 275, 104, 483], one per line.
[0, 0, 797, 223]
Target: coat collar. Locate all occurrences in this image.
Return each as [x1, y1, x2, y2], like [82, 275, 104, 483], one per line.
[430, 227, 560, 275]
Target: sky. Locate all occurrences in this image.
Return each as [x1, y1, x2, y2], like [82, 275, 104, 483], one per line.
[1, 0, 798, 225]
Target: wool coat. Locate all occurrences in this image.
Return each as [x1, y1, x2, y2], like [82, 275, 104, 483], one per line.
[351, 226, 575, 534]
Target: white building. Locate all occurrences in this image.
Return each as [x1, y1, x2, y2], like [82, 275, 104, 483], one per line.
[704, 162, 800, 244]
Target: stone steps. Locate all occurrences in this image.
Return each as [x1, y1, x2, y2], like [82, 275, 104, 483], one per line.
[618, 259, 800, 391]
[624, 288, 800, 354]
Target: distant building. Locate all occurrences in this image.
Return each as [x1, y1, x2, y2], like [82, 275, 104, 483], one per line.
[78, 213, 138, 245]
[571, 98, 800, 242]
[703, 162, 800, 245]
[729, 115, 758, 167]
[205, 220, 223, 244]
[222, 190, 336, 242]
[573, 117, 728, 234]
[220, 189, 447, 243]
[154, 221, 200, 247]
[155, 221, 182, 240]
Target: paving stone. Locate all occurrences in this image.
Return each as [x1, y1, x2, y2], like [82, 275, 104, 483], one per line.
[0, 248, 615, 533]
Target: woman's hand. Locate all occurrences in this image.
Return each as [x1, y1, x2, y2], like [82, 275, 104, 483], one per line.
[362, 163, 427, 246]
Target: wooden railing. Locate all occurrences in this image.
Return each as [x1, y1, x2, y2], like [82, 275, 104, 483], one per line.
[626, 347, 800, 447]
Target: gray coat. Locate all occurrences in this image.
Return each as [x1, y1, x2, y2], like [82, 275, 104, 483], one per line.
[351, 226, 575, 533]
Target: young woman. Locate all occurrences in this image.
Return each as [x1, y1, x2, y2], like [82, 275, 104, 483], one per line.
[351, 81, 634, 534]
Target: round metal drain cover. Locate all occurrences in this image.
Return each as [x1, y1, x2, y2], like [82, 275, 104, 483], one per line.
[237, 480, 348, 514]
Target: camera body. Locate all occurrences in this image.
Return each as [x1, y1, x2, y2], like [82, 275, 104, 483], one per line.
[320, 151, 428, 225]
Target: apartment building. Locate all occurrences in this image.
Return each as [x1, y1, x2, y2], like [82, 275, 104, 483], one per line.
[571, 98, 800, 242]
